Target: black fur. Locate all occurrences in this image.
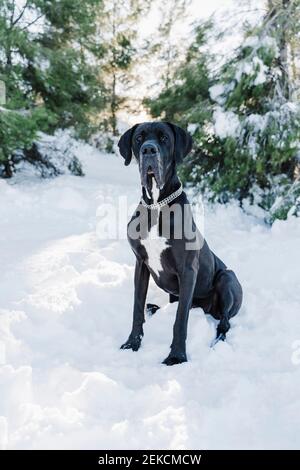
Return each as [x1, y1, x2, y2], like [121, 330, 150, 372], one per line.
[118, 122, 243, 365]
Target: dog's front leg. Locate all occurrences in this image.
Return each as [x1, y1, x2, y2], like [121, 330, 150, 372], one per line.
[163, 266, 197, 366]
[120, 258, 149, 352]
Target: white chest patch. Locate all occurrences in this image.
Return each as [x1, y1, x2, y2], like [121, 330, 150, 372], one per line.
[141, 224, 168, 276]
[152, 184, 160, 204]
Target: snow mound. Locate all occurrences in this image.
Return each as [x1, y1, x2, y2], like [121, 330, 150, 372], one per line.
[213, 107, 240, 139]
[14, 131, 84, 179]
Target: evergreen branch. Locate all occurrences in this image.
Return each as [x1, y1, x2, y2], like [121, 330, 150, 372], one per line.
[19, 14, 43, 31]
[0, 106, 30, 115]
[11, 0, 29, 27]
[9, 0, 16, 27]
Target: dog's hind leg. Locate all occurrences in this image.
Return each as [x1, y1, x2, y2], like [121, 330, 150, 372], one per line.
[211, 270, 243, 346]
[146, 293, 179, 317]
[215, 291, 233, 343]
[146, 293, 178, 318]
[146, 303, 160, 316]
[169, 294, 178, 304]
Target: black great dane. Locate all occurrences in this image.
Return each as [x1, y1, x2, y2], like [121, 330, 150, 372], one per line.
[118, 122, 243, 366]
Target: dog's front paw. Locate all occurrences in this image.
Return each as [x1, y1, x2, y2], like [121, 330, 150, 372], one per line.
[162, 351, 187, 366]
[120, 333, 143, 352]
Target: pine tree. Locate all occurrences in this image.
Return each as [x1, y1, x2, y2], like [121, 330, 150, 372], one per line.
[152, 0, 190, 90]
[0, 0, 53, 176]
[147, 1, 300, 222]
[144, 21, 216, 184]
[21, 0, 106, 137]
[201, 0, 300, 219]
[145, 21, 213, 123]
[0, 0, 106, 176]
[96, 0, 150, 136]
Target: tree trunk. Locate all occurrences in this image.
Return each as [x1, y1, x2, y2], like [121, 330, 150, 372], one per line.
[278, 0, 290, 100]
[111, 71, 117, 136]
[266, 0, 290, 100]
[110, 0, 118, 136]
[3, 159, 13, 178]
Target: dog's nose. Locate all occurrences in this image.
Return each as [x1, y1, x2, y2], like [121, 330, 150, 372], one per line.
[141, 142, 158, 156]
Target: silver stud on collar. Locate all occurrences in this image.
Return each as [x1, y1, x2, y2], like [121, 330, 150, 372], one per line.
[140, 183, 183, 210]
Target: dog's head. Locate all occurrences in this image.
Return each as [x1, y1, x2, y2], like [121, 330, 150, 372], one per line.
[118, 121, 192, 192]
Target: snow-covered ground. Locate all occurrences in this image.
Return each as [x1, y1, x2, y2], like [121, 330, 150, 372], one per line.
[1, 142, 300, 450]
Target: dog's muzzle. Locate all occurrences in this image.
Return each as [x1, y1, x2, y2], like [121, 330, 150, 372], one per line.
[140, 141, 163, 190]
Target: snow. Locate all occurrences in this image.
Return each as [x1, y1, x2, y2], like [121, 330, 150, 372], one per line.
[213, 106, 240, 139]
[243, 35, 278, 55]
[245, 113, 266, 130]
[35, 58, 50, 73]
[187, 123, 198, 135]
[209, 82, 235, 105]
[209, 84, 225, 103]
[234, 56, 268, 85]
[233, 35, 280, 87]
[13, 130, 83, 179]
[1, 142, 300, 450]
[283, 102, 299, 114]
[253, 57, 268, 85]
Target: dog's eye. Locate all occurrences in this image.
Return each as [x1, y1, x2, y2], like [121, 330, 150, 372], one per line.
[160, 135, 168, 142]
[135, 135, 143, 143]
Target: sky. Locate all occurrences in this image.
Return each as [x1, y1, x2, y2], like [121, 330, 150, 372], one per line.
[139, 0, 238, 38]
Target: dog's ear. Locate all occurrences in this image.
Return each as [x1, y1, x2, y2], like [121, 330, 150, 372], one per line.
[118, 124, 139, 166]
[166, 122, 193, 163]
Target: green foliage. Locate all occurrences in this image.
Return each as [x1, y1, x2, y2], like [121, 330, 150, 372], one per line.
[147, 8, 300, 223]
[0, 0, 106, 176]
[96, 0, 150, 135]
[145, 22, 213, 126]
[0, 106, 55, 175]
[0, 110, 36, 163]
[199, 30, 300, 212]
[265, 175, 300, 223]
[26, 0, 105, 137]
